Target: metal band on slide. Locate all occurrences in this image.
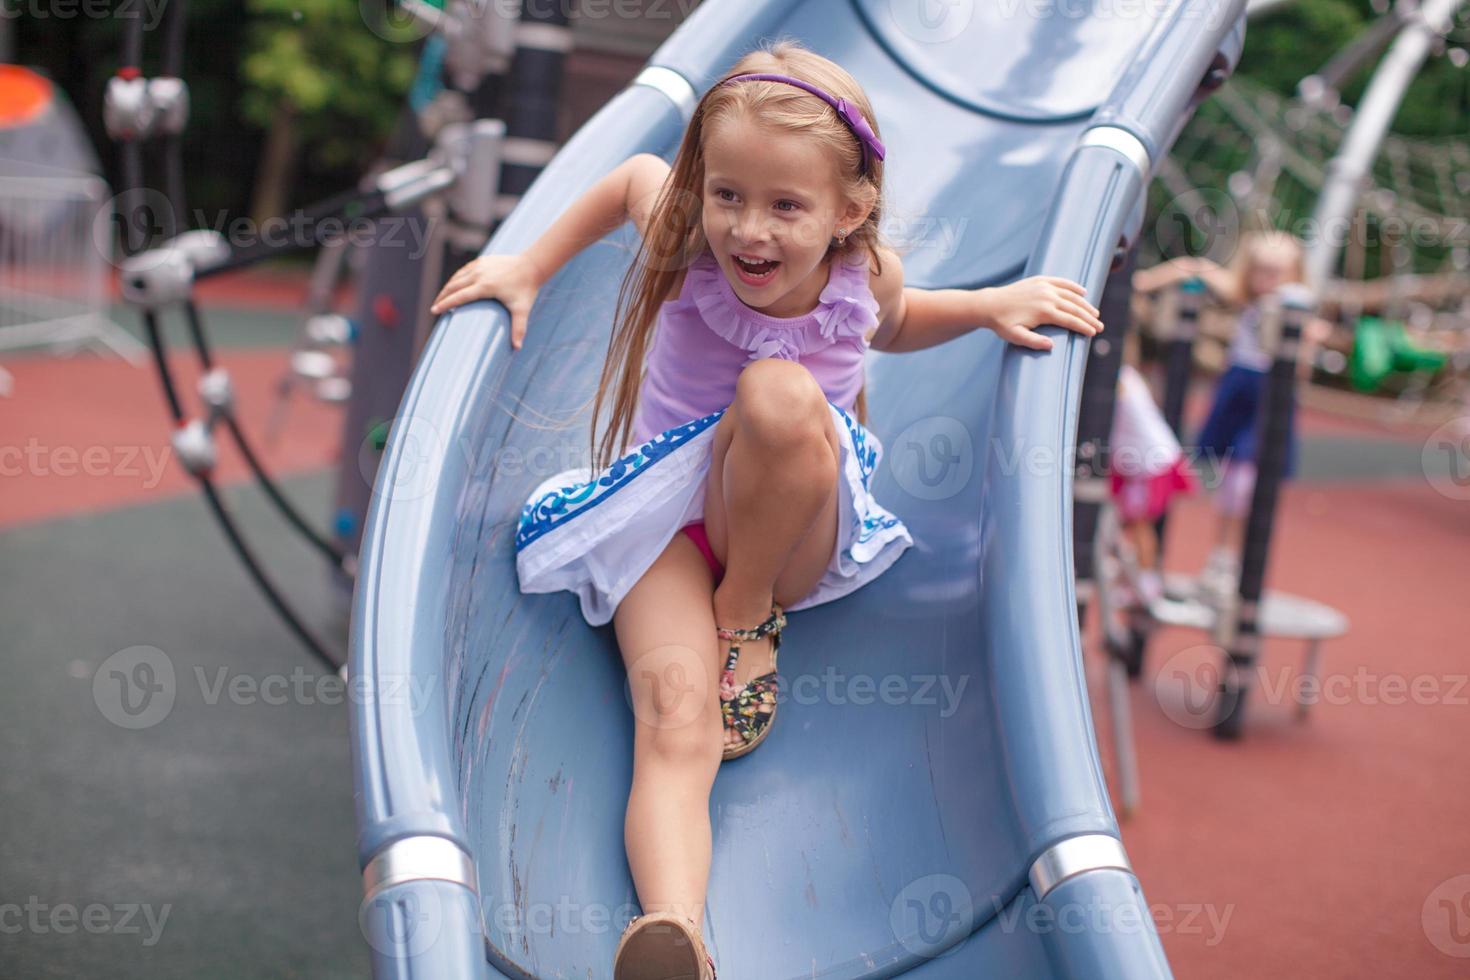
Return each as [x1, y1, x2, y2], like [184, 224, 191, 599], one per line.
[632, 66, 698, 124]
[1078, 126, 1152, 179]
[363, 836, 478, 900]
[1029, 834, 1134, 899]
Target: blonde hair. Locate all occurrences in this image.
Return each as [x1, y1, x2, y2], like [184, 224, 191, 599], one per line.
[1226, 229, 1306, 304]
[588, 37, 892, 471]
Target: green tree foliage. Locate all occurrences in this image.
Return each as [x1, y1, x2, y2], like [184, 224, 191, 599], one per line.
[241, 0, 417, 172]
[1238, 0, 1470, 139]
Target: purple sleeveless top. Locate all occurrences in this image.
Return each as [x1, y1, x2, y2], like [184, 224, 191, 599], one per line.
[629, 248, 880, 445]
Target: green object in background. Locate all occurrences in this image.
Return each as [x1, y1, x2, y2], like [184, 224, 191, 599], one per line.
[1349, 316, 1448, 393]
[367, 419, 390, 452]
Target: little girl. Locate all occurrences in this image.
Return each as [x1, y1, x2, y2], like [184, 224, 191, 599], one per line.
[1133, 231, 1329, 600]
[430, 39, 1102, 980]
[1109, 351, 1195, 605]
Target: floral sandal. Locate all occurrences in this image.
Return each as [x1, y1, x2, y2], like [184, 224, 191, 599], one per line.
[613, 911, 716, 980]
[717, 601, 786, 761]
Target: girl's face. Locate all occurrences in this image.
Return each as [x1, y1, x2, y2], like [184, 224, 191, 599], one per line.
[1246, 245, 1298, 298]
[700, 114, 867, 316]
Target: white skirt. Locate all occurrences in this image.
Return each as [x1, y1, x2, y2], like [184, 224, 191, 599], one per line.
[514, 402, 914, 627]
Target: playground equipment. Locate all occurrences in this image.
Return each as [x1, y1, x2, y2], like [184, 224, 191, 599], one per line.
[1092, 281, 1351, 759]
[1348, 314, 1451, 392]
[1151, 0, 1470, 410]
[349, 0, 1249, 975]
[103, 0, 556, 667]
[0, 65, 146, 396]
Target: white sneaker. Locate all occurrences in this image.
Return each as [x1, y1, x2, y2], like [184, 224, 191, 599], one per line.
[1195, 549, 1238, 604]
[1136, 569, 1164, 606]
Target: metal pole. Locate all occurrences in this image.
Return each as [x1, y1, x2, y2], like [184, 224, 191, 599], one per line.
[1213, 285, 1311, 738]
[1302, 0, 1467, 293]
[1154, 277, 1204, 552]
[1074, 243, 1138, 630]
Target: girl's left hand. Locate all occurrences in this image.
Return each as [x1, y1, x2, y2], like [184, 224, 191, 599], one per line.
[981, 276, 1104, 351]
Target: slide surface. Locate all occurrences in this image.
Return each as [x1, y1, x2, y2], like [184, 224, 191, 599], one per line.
[350, 1, 1247, 976]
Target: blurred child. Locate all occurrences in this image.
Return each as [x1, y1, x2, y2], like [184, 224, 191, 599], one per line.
[1133, 231, 1330, 600]
[1109, 350, 1195, 606]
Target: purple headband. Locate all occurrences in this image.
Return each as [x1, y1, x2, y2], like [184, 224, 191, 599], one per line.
[720, 72, 886, 174]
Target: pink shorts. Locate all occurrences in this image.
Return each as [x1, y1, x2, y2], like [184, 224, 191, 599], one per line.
[1109, 458, 1196, 523]
[680, 521, 725, 583]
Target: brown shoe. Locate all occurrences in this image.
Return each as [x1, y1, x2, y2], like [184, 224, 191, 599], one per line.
[612, 911, 716, 980]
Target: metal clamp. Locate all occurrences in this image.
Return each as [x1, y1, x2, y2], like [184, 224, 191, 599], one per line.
[633, 66, 698, 123]
[363, 836, 479, 901]
[1029, 834, 1133, 899]
[1077, 126, 1152, 180]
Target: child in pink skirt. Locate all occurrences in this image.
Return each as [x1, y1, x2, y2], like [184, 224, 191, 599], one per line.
[1109, 362, 1195, 604]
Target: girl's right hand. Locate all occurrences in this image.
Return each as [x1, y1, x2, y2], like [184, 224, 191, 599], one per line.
[429, 253, 544, 350]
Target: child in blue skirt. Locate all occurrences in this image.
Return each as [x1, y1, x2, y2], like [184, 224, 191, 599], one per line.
[1134, 231, 1330, 600]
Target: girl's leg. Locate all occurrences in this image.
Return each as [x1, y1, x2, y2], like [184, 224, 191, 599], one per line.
[612, 532, 726, 931]
[701, 361, 841, 751]
[1124, 518, 1157, 571]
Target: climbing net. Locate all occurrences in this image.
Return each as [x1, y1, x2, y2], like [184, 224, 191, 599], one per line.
[1147, 75, 1470, 284]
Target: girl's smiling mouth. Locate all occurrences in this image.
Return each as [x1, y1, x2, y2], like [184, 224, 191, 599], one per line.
[732, 253, 781, 286]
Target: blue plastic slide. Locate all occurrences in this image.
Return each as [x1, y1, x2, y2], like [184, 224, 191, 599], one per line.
[349, 1, 1246, 976]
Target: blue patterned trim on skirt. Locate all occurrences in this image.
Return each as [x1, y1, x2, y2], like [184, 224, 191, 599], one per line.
[515, 409, 724, 552]
[514, 401, 913, 627]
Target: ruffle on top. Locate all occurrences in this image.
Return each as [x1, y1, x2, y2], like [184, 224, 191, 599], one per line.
[684, 250, 880, 366]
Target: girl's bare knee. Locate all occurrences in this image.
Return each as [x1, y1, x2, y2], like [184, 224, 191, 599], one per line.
[733, 361, 829, 448]
[642, 709, 722, 771]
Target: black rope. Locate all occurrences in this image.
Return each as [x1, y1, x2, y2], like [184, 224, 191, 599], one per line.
[118, 12, 345, 670]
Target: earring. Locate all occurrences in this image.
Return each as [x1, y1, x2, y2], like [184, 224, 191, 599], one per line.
[833, 228, 847, 246]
